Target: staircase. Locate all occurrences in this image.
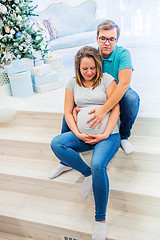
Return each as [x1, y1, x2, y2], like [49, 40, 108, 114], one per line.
[0, 111, 160, 240]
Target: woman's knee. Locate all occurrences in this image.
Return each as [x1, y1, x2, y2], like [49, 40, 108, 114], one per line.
[91, 162, 105, 177]
[51, 135, 63, 152]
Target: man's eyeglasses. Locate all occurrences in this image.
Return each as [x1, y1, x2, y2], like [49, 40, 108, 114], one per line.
[98, 36, 117, 44]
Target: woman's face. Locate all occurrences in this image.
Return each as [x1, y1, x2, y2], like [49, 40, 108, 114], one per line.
[80, 57, 97, 82]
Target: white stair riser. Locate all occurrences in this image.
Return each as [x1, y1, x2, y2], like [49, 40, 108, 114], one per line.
[1, 140, 160, 173]
[0, 217, 91, 240]
[0, 174, 159, 218]
[8, 112, 160, 137]
[0, 140, 53, 160]
[81, 152, 160, 173]
[132, 118, 160, 137]
[7, 112, 63, 130]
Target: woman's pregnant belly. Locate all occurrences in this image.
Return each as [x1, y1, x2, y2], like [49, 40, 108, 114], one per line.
[77, 105, 110, 135]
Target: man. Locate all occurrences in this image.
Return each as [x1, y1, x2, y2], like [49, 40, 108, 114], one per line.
[49, 20, 140, 179]
[86, 20, 140, 154]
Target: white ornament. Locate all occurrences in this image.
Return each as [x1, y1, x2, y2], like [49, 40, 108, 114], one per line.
[36, 36, 41, 41]
[15, 7, 20, 12]
[17, 55, 21, 58]
[41, 45, 45, 50]
[19, 45, 23, 51]
[10, 29, 16, 35]
[0, 3, 7, 14]
[17, 15, 22, 21]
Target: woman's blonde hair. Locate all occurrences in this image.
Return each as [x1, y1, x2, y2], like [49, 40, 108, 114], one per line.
[75, 46, 102, 89]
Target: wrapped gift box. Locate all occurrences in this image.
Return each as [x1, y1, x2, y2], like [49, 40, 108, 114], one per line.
[44, 54, 62, 70]
[31, 64, 52, 77]
[9, 70, 33, 98]
[4, 58, 34, 75]
[33, 81, 63, 93]
[32, 70, 59, 85]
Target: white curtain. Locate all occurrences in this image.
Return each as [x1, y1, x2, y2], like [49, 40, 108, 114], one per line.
[105, 0, 160, 47]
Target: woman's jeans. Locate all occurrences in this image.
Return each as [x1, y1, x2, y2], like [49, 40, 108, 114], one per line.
[51, 132, 121, 221]
[61, 89, 140, 140]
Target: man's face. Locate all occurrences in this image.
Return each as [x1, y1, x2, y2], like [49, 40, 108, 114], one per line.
[97, 28, 118, 58]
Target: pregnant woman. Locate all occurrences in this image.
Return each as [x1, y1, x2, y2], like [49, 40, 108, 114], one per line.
[49, 46, 121, 240]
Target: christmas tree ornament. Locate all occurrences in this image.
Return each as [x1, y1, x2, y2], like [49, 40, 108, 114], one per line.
[17, 15, 22, 21]
[10, 29, 15, 35]
[15, 32, 22, 38]
[0, 3, 7, 14]
[4, 25, 10, 34]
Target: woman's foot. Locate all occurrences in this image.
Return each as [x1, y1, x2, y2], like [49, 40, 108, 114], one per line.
[80, 175, 92, 199]
[48, 164, 72, 179]
[92, 221, 107, 240]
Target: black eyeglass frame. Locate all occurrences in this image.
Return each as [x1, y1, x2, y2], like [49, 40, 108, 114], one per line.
[98, 36, 117, 44]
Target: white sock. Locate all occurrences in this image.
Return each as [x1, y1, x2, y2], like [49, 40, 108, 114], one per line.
[48, 163, 72, 179]
[121, 139, 134, 154]
[80, 175, 92, 199]
[92, 222, 107, 240]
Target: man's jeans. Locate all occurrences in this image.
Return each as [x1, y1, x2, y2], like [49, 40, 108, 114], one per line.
[51, 132, 121, 221]
[119, 89, 140, 139]
[61, 88, 140, 139]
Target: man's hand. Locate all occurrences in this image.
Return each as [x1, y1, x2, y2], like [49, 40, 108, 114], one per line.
[73, 107, 80, 125]
[85, 133, 108, 145]
[87, 107, 107, 128]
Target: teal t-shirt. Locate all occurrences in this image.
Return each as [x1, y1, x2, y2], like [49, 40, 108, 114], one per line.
[102, 45, 133, 84]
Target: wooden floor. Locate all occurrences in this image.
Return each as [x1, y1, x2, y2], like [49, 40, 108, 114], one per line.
[0, 111, 160, 240]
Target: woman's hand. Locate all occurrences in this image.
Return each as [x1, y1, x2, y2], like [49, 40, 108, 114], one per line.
[76, 132, 92, 142]
[73, 107, 80, 125]
[85, 133, 108, 145]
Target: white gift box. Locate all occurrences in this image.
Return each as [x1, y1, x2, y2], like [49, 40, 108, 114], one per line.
[44, 54, 62, 70]
[32, 70, 59, 85]
[31, 64, 52, 77]
[33, 81, 64, 93]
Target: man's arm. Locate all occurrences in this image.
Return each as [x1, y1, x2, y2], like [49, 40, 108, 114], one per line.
[87, 68, 132, 128]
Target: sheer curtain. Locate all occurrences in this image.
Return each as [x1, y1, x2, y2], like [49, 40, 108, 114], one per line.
[105, 0, 160, 47]
[104, 0, 160, 117]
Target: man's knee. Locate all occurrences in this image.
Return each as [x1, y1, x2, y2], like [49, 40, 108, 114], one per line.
[120, 89, 140, 117]
[123, 89, 140, 106]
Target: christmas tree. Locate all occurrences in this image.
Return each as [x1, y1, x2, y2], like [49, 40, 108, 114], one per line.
[0, 0, 48, 66]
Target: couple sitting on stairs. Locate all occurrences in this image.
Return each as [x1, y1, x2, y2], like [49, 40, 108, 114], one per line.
[48, 20, 140, 240]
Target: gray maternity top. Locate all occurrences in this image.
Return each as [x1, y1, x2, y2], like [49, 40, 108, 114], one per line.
[66, 73, 119, 135]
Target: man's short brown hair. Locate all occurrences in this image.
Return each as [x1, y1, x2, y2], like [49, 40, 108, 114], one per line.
[97, 20, 120, 39]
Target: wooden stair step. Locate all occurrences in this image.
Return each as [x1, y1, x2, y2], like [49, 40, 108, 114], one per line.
[2, 111, 160, 137]
[0, 125, 160, 155]
[0, 111, 63, 130]
[0, 232, 34, 240]
[0, 190, 159, 240]
[82, 150, 160, 173]
[0, 155, 159, 217]
[1, 137, 160, 174]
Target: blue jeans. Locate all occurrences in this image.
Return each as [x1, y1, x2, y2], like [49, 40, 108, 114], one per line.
[119, 89, 140, 139]
[61, 88, 140, 139]
[51, 132, 121, 221]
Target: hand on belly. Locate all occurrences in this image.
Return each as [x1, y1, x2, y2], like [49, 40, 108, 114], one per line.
[77, 106, 109, 135]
